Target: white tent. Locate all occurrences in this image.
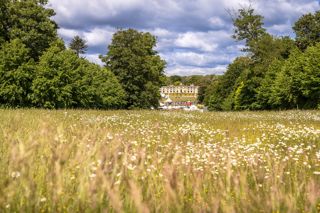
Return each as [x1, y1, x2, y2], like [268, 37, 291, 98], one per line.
[164, 97, 172, 103]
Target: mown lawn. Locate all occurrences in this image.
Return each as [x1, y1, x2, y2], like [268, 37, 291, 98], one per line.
[0, 109, 319, 212]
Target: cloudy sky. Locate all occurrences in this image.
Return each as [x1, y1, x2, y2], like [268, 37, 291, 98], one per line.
[47, 0, 320, 76]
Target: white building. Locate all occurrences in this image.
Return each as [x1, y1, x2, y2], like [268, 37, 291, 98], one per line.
[160, 84, 199, 96]
[160, 84, 199, 107]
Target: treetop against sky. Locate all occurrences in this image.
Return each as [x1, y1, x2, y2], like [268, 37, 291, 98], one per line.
[48, 0, 320, 76]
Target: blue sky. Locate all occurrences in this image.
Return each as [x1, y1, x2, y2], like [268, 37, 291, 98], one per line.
[48, 0, 320, 76]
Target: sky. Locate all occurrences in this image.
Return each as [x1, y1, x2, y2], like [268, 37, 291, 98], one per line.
[47, 0, 320, 76]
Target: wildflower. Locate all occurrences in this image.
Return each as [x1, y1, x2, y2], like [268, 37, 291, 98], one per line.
[97, 160, 102, 165]
[130, 155, 137, 161]
[11, 171, 21, 179]
[40, 197, 47, 202]
[127, 164, 135, 171]
[107, 134, 113, 140]
[89, 173, 96, 178]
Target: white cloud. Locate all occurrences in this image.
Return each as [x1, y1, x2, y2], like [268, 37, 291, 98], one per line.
[209, 17, 226, 27]
[58, 28, 78, 39]
[166, 65, 227, 76]
[163, 52, 232, 67]
[84, 54, 104, 66]
[83, 28, 115, 47]
[175, 32, 218, 52]
[48, 0, 320, 76]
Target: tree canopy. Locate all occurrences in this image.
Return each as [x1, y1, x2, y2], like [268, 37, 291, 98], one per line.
[0, 0, 127, 109]
[231, 6, 267, 50]
[0, 0, 319, 111]
[205, 7, 320, 111]
[69, 35, 88, 56]
[293, 11, 320, 50]
[101, 29, 166, 109]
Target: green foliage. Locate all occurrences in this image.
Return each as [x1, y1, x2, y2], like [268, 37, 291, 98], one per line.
[206, 57, 251, 110]
[101, 29, 166, 109]
[231, 7, 267, 48]
[272, 45, 320, 109]
[7, 0, 58, 60]
[0, 39, 35, 107]
[69, 35, 88, 56]
[249, 35, 296, 63]
[233, 81, 244, 110]
[205, 6, 320, 111]
[0, 0, 10, 44]
[293, 11, 320, 50]
[256, 59, 284, 109]
[32, 42, 126, 109]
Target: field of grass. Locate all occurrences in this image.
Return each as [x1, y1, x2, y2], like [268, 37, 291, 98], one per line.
[0, 109, 319, 212]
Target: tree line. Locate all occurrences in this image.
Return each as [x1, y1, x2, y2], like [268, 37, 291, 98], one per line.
[1, 0, 319, 110]
[0, 0, 165, 109]
[204, 7, 320, 110]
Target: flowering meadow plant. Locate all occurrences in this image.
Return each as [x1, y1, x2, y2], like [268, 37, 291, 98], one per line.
[0, 110, 319, 212]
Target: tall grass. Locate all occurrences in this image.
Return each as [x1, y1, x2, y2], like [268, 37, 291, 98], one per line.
[0, 109, 319, 212]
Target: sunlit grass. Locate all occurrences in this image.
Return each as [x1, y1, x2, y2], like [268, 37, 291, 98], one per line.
[0, 109, 319, 212]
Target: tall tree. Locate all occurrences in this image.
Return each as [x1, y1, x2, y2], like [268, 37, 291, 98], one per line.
[69, 35, 88, 56]
[101, 29, 166, 109]
[0, 39, 35, 107]
[8, 0, 58, 60]
[32, 40, 126, 109]
[206, 57, 251, 110]
[231, 6, 267, 49]
[293, 11, 320, 50]
[272, 44, 320, 109]
[0, 0, 10, 44]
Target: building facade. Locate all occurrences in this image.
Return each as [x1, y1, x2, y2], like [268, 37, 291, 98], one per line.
[160, 84, 199, 107]
[160, 84, 199, 96]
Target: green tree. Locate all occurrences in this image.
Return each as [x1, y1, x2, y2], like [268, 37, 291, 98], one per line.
[8, 0, 58, 60]
[69, 35, 88, 56]
[0, 0, 10, 44]
[167, 75, 182, 85]
[238, 35, 296, 109]
[299, 43, 320, 108]
[32, 40, 126, 109]
[231, 6, 267, 49]
[272, 44, 320, 109]
[256, 59, 284, 109]
[101, 29, 166, 109]
[0, 39, 35, 107]
[31, 40, 77, 108]
[75, 61, 126, 109]
[271, 49, 304, 109]
[206, 57, 251, 110]
[293, 11, 320, 50]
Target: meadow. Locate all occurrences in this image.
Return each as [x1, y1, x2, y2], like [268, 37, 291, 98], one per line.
[0, 109, 319, 212]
